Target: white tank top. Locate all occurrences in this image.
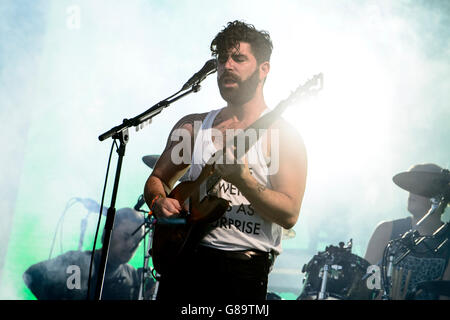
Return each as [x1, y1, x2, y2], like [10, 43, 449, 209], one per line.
[188, 108, 282, 254]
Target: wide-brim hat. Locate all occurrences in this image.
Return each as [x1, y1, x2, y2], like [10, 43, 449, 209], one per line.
[392, 163, 449, 198]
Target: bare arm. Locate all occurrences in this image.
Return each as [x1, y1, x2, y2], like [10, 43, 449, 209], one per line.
[364, 220, 393, 265]
[143, 113, 206, 218]
[216, 121, 307, 229]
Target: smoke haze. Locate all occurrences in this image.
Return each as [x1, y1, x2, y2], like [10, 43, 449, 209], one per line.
[0, 0, 448, 298]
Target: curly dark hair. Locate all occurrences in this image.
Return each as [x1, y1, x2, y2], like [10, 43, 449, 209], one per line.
[210, 20, 273, 64]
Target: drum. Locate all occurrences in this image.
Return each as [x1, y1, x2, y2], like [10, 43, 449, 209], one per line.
[298, 242, 373, 300]
[380, 227, 450, 300]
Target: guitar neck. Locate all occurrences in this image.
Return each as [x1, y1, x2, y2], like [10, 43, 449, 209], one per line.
[205, 100, 291, 193]
[205, 73, 323, 193]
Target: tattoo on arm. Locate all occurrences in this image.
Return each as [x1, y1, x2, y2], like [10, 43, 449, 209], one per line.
[164, 113, 207, 149]
[257, 183, 266, 192]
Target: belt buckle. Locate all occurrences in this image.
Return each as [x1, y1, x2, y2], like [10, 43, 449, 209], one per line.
[243, 250, 257, 260]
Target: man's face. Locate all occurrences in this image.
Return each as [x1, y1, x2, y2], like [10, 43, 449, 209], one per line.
[216, 42, 263, 105]
[108, 221, 143, 266]
[407, 193, 432, 217]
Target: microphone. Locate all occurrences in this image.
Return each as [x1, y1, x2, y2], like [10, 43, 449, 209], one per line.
[134, 194, 146, 211]
[181, 58, 217, 91]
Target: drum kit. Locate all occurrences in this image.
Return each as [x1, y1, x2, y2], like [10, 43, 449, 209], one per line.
[298, 239, 373, 300]
[378, 168, 450, 300]
[137, 157, 450, 300]
[297, 168, 450, 300]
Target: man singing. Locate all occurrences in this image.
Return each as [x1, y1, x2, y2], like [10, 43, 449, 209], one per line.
[144, 20, 307, 300]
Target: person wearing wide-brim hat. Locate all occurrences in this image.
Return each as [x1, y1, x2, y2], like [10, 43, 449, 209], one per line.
[365, 163, 450, 299]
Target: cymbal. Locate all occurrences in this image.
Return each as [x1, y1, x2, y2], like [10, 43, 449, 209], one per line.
[282, 228, 296, 240]
[142, 155, 160, 169]
[393, 171, 450, 198]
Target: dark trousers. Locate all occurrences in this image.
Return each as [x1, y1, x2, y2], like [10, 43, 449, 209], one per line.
[156, 246, 273, 301]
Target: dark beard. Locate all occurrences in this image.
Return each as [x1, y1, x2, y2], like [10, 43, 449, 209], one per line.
[218, 68, 260, 105]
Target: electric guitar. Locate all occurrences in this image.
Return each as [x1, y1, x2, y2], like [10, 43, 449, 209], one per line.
[151, 73, 324, 274]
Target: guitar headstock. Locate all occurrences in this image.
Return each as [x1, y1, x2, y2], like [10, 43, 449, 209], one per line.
[281, 73, 324, 106]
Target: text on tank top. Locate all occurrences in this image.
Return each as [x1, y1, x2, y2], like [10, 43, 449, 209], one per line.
[187, 108, 282, 254]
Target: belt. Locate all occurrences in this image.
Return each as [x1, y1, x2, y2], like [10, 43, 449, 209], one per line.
[196, 245, 274, 261]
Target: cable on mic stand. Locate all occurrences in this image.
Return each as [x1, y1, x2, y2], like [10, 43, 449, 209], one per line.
[95, 58, 215, 300]
[86, 139, 116, 300]
[48, 198, 79, 259]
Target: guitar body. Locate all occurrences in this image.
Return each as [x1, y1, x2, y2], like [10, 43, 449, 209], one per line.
[151, 165, 229, 274]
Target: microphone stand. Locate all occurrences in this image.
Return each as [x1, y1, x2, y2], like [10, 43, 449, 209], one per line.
[415, 197, 444, 227]
[94, 83, 202, 300]
[385, 186, 450, 299]
[393, 193, 449, 268]
[136, 216, 158, 300]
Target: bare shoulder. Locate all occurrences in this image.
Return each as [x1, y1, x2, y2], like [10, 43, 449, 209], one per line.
[364, 220, 394, 265]
[270, 117, 306, 156]
[163, 112, 208, 150]
[367, 220, 394, 246]
[267, 116, 307, 198]
[372, 220, 394, 237]
[272, 117, 301, 136]
[153, 112, 209, 187]
[170, 112, 209, 132]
